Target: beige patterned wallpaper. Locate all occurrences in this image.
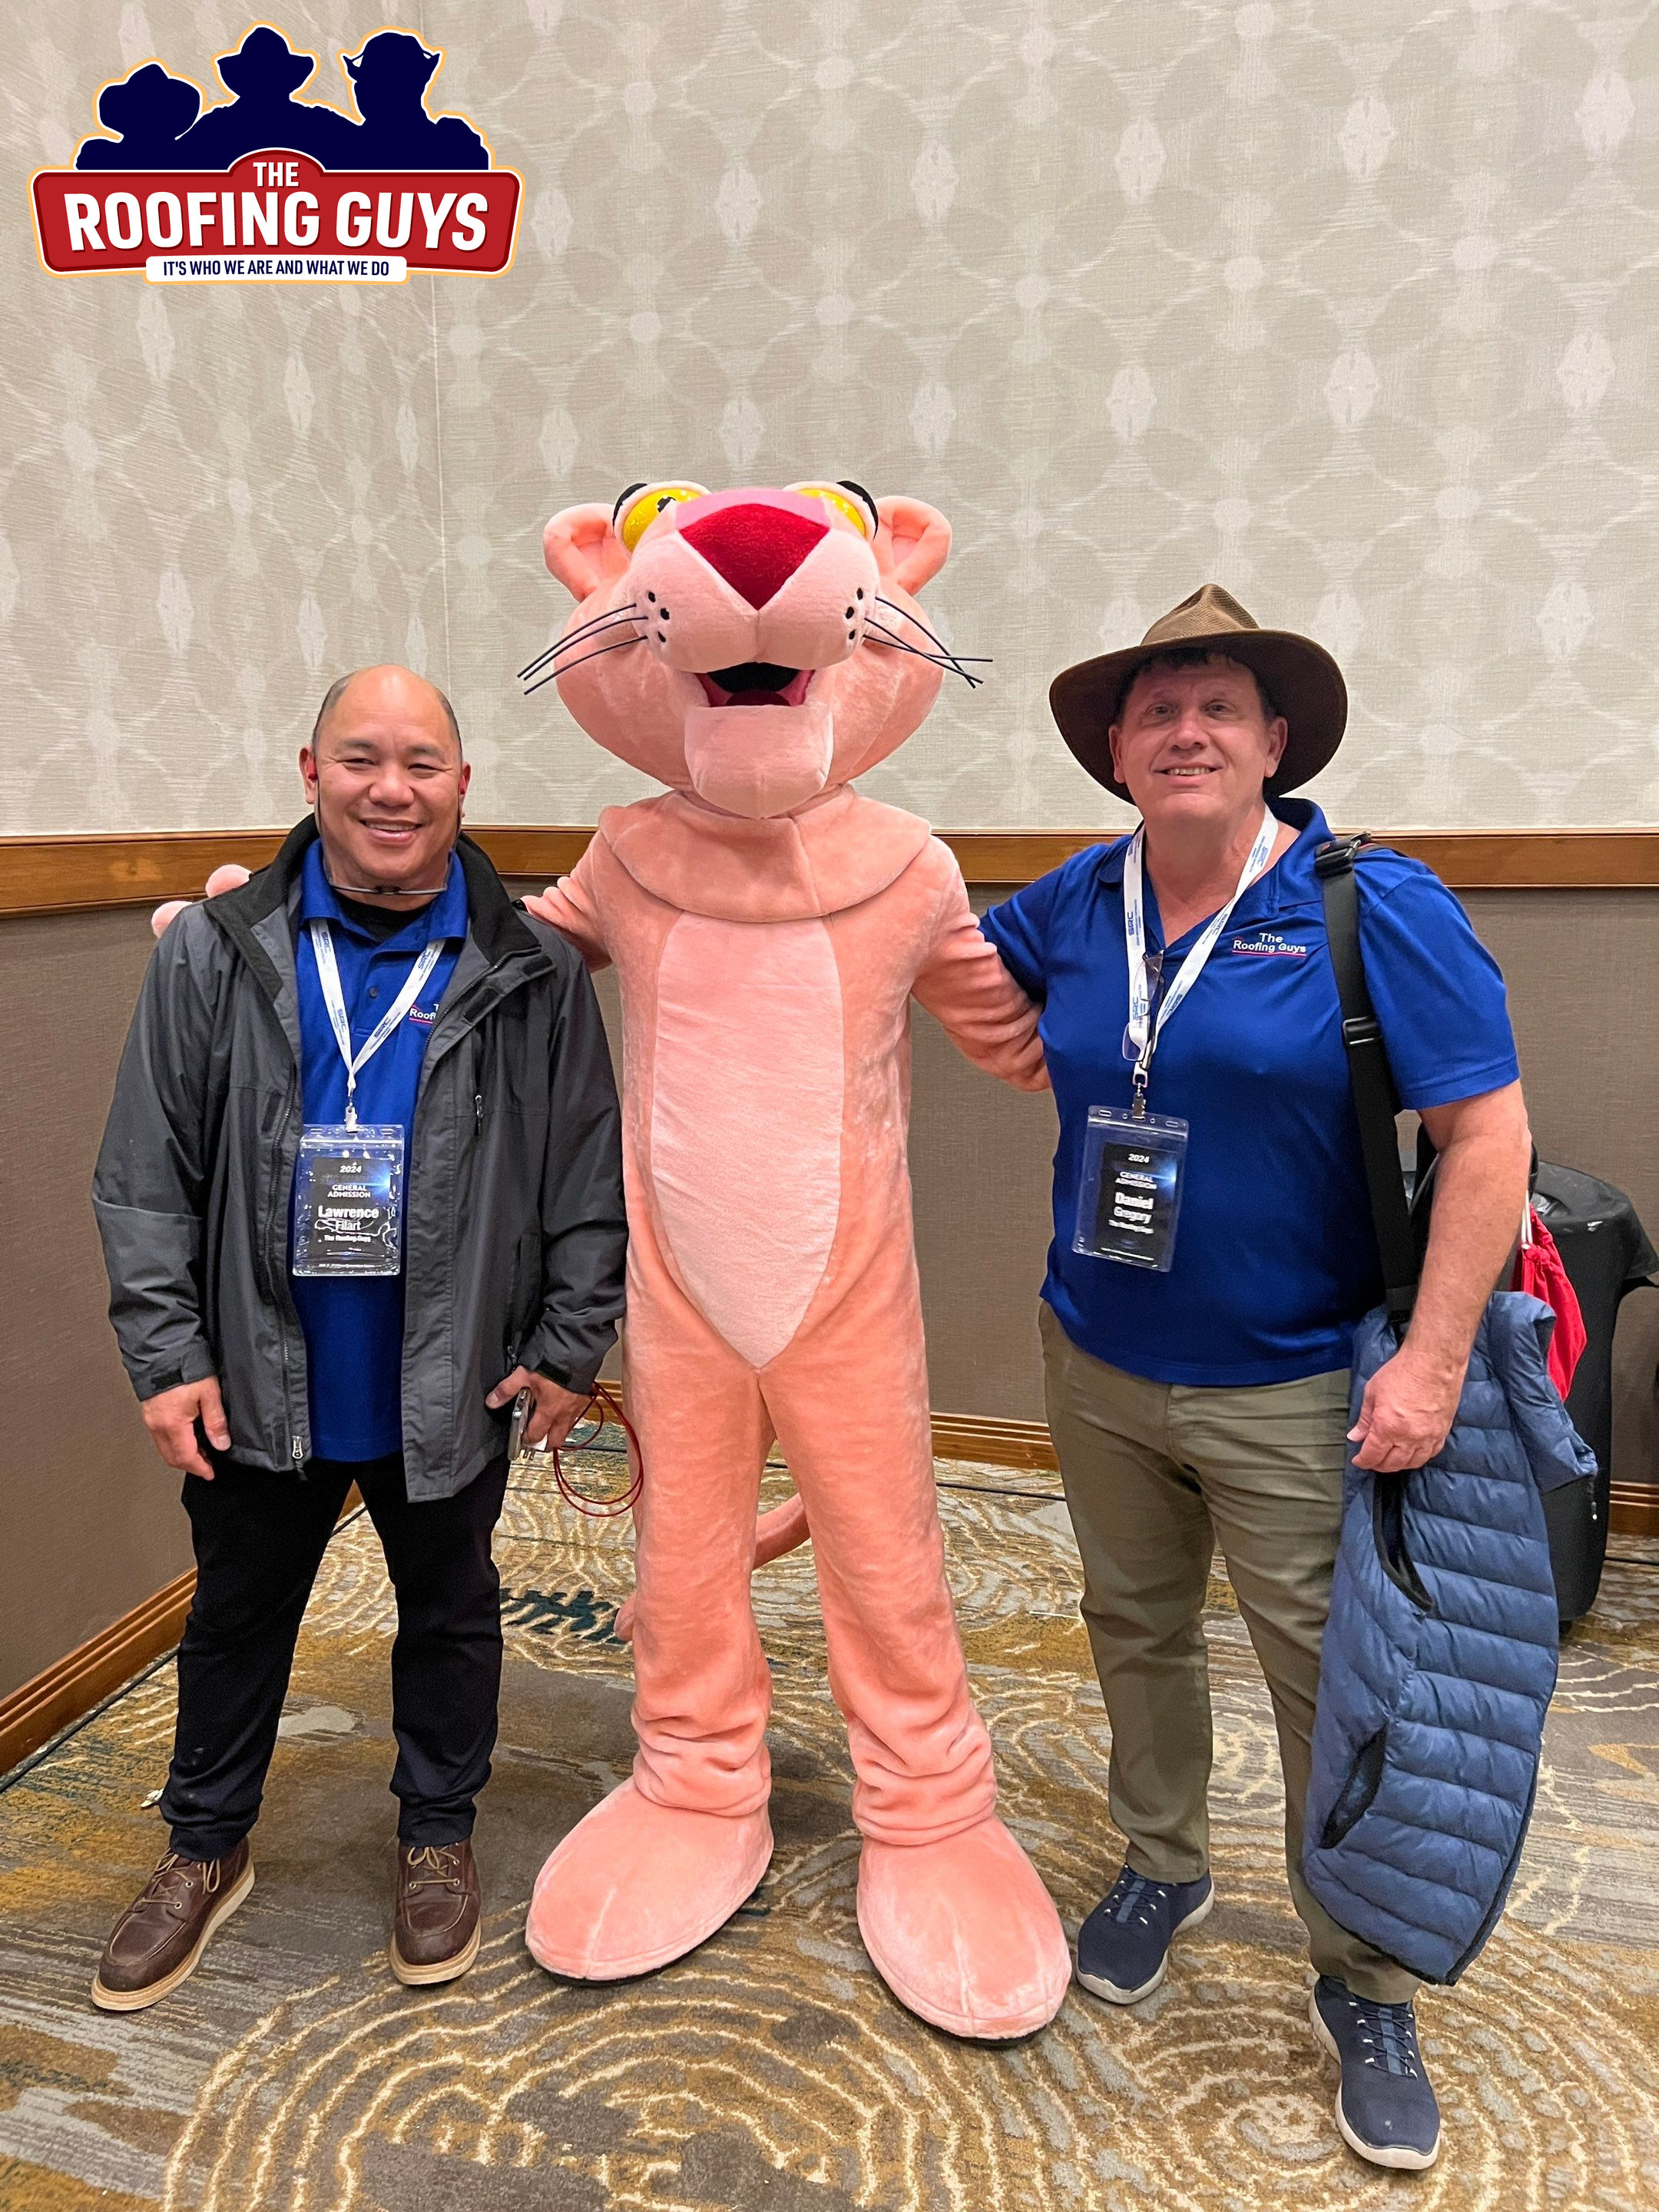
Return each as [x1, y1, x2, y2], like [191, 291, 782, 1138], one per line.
[5, 2, 1657, 836]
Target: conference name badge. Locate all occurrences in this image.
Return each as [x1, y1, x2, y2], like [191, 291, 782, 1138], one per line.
[1074, 1107, 1189, 1273]
[293, 919, 445, 1277]
[292, 1125, 406, 1277]
[1091, 807, 1277, 1273]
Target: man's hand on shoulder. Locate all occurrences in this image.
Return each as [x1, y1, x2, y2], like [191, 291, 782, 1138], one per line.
[486, 1366, 589, 1451]
[141, 1377, 230, 1480]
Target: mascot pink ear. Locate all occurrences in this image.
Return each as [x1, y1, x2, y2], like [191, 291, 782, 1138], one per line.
[874, 497, 951, 595]
[544, 504, 631, 602]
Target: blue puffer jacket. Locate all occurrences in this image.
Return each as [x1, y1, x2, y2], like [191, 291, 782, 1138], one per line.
[1303, 1292, 1595, 1985]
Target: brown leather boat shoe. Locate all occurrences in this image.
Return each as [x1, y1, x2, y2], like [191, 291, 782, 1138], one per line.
[91, 1839, 254, 2012]
[390, 1840, 481, 1985]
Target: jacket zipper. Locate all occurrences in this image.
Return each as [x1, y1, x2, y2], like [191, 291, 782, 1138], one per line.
[1372, 1470, 1435, 1614]
[272, 1065, 310, 1469]
[398, 962, 541, 1476]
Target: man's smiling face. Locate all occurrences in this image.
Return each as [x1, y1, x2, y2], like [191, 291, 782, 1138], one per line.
[1108, 653, 1287, 832]
[300, 665, 470, 901]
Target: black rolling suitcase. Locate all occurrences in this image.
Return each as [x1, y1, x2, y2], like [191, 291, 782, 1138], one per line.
[1316, 838, 1655, 1630]
[1529, 1164, 1657, 1624]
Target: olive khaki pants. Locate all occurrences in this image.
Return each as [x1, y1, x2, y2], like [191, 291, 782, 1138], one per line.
[1040, 1302, 1416, 2005]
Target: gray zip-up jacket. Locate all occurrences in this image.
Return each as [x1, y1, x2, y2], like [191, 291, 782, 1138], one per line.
[93, 819, 627, 1501]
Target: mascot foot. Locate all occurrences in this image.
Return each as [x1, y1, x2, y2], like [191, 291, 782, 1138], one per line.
[525, 1780, 773, 1980]
[857, 1817, 1070, 2040]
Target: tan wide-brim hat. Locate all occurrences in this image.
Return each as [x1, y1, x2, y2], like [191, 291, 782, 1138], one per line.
[1050, 584, 1349, 803]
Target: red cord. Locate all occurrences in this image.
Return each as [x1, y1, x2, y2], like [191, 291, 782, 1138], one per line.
[550, 1381, 643, 1518]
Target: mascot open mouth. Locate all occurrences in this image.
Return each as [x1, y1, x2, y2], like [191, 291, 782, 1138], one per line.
[697, 663, 814, 708]
[680, 661, 831, 817]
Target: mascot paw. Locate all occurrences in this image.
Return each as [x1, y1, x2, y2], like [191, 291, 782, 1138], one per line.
[525, 1779, 773, 1980]
[857, 1817, 1070, 2040]
[151, 863, 250, 939]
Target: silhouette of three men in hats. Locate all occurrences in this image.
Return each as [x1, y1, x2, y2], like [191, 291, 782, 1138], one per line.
[75, 27, 487, 172]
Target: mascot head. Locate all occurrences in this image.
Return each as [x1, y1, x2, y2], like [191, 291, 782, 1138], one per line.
[529, 481, 973, 818]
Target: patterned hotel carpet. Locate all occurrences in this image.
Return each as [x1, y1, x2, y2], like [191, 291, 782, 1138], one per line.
[1, 1445, 1657, 2212]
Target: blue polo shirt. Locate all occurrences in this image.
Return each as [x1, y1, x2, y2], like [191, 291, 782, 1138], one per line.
[981, 799, 1521, 1386]
[289, 843, 468, 1461]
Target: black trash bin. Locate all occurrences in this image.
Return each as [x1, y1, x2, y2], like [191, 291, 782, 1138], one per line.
[1530, 1162, 1657, 1623]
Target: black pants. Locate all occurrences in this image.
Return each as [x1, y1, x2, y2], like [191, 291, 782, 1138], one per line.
[160, 1452, 509, 1860]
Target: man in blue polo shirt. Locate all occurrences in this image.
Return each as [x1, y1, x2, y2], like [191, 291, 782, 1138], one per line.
[984, 588, 1530, 2172]
[93, 665, 626, 2011]
[287, 820, 469, 1459]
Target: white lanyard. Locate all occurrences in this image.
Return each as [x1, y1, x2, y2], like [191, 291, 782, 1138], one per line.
[1124, 806, 1277, 1108]
[309, 921, 445, 1127]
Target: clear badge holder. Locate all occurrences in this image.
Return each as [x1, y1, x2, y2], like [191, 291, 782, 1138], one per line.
[291, 1124, 406, 1277]
[1074, 1104, 1189, 1273]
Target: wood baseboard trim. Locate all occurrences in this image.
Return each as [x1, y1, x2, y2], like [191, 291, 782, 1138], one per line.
[5, 1447, 1647, 1782]
[5, 826, 1658, 919]
[0, 1571, 196, 1778]
[931, 1412, 1059, 1470]
[935, 1416, 1659, 1540]
[0, 1489, 364, 1781]
[0, 829, 598, 922]
[943, 829, 1659, 891]
[1609, 1482, 1659, 1538]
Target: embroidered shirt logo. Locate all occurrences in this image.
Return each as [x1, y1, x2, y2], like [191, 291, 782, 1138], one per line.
[1230, 931, 1310, 959]
[406, 1005, 439, 1025]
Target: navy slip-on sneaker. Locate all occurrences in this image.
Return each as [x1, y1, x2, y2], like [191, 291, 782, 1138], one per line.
[1310, 1975, 1442, 2171]
[1075, 1863, 1214, 2004]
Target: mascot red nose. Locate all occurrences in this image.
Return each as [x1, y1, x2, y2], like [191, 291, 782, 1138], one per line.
[520, 479, 1071, 2039]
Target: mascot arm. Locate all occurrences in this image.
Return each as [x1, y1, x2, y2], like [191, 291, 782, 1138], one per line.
[523, 843, 613, 973]
[912, 872, 1049, 1093]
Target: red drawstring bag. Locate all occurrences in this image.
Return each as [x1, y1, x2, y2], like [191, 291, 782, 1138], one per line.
[1515, 1210, 1587, 1401]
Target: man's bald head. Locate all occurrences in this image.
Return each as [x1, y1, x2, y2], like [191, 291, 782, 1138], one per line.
[300, 664, 472, 907]
[312, 665, 463, 759]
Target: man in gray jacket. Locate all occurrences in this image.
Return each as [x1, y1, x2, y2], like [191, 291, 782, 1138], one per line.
[91, 665, 626, 2010]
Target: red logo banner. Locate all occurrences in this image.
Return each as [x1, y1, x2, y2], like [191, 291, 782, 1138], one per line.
[32, 152, 520, 278]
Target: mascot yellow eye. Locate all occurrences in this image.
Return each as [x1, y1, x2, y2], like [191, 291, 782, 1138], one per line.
[789, 480, 878, 538]
[614, 480, 710, 554]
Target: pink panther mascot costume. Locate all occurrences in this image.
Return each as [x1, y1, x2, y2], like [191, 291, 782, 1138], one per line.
[520, 477, 1070, 2038]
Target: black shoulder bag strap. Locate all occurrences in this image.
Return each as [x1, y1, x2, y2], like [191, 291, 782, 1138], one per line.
[1315, 835, 1419, 1330]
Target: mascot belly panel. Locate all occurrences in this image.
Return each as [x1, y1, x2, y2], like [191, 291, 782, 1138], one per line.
[649, 911, 844, 1367]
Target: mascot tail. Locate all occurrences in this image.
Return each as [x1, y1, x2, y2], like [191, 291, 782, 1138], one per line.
[753, 1492, 811, 1566]
[613, 1492, 810, 1644]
